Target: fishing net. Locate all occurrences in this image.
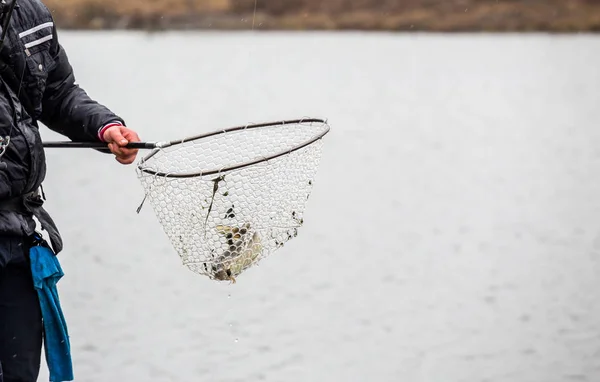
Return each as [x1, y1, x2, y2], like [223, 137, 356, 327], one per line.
[135, 118, 330, 283]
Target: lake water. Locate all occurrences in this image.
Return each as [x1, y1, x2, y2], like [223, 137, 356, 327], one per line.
[35, 31, 600, 381]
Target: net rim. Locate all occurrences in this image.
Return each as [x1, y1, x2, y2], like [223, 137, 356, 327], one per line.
[136, 118, 330, 179]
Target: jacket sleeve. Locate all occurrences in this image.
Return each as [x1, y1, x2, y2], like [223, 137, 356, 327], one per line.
[38, 26, 126, 142]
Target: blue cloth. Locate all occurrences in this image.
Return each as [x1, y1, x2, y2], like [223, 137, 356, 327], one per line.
[29, 245, 74, 382]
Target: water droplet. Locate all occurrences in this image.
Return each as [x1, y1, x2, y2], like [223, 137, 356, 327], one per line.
[234, 338, 239, 343]
[228, 294, 231, 299]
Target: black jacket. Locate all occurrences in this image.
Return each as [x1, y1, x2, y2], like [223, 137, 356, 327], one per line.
[0, 0, 125, 245]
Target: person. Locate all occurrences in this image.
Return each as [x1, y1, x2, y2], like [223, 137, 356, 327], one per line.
[0, 0, 141, 381]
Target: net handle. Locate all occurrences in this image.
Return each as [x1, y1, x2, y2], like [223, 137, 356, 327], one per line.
[42, 141, 158, 149]
[42, 118, 328, 151]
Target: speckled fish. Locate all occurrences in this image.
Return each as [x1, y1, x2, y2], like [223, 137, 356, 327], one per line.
[210, 223, 263, 283]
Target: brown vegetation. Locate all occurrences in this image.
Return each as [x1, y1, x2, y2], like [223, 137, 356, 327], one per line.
[42, 0, 600, 32]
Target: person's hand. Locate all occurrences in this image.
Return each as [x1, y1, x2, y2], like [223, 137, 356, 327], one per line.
[102, 125, 141, 165]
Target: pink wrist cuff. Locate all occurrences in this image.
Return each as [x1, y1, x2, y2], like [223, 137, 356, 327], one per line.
[98, 122, 124, 142]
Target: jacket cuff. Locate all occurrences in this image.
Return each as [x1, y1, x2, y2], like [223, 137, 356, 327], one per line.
[98, 121, 125, 142]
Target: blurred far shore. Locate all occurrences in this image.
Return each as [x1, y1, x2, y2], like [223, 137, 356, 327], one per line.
[44, 0, 600, 32]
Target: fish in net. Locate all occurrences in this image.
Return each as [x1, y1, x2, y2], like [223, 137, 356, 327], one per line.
[134, 118, 330, 283]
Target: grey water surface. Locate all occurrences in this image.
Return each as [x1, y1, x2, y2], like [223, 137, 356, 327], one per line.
[35, 31, 600, 382]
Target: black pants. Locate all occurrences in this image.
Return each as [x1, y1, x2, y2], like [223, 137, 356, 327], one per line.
[0, 236, 42, 382]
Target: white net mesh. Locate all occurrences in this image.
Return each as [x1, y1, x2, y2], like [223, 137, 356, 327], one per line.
[135, 119, 329, 283]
